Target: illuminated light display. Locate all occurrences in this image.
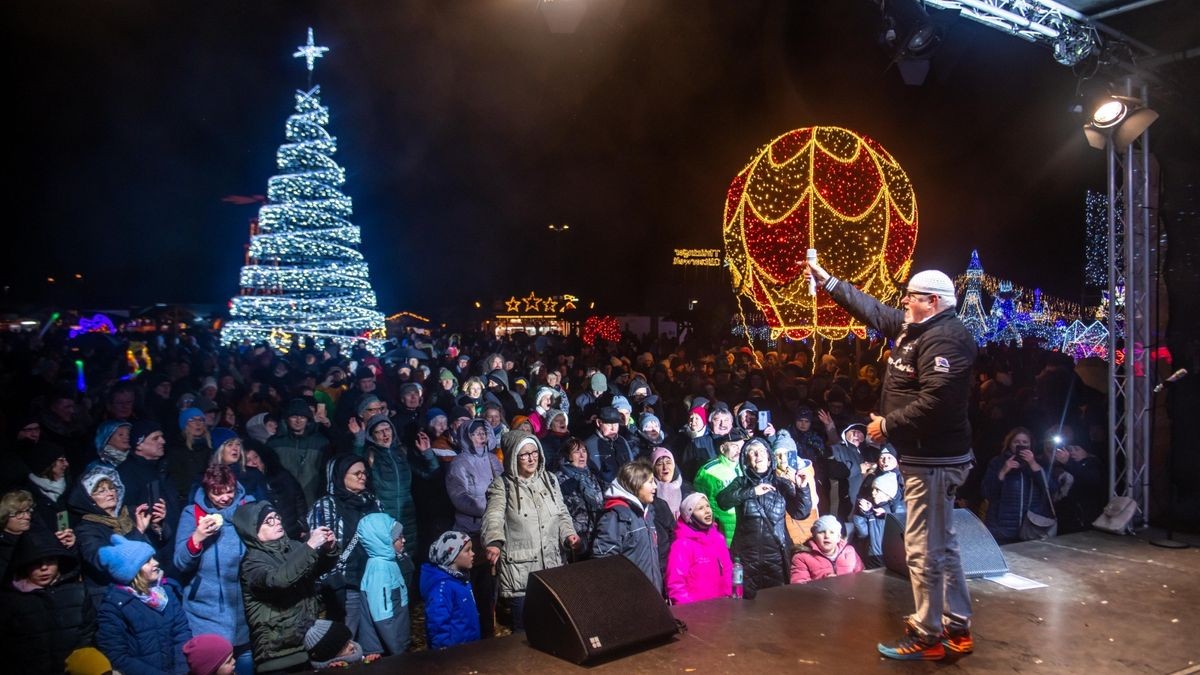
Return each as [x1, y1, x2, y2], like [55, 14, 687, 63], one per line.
[221, 29, 387, 354]
[723, 127, 918, 340]
[582, 315, 621, 346]
[498, 293, 580, 317]
[1083, 190, 1108, 289]
[673, 248, 723, 267]
[958, 251, 990, 346]
[69, 314, 117, 339]
[385, 311, 430, 323]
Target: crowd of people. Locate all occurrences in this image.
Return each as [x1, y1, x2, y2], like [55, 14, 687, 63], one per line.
[0, 319, 1109, 673]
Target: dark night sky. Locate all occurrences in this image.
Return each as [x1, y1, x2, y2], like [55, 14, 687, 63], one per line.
[3, 1, 1193, 317]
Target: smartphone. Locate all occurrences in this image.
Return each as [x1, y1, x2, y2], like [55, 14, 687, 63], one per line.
[757, 410, 772, 431]
[316, 402, 327, 419]
[56, 510, 70, 532]
[148, 481, 161, 509]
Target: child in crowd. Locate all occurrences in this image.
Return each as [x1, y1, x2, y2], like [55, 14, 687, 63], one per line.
[184, 634, 237, 675]
[304, 620, 363, 670]
[850, 471, 904, 569]
[665, 493, 733, 605]
[420, 531, 481, 650]
[357, 513, 411, 657]
[790, 515, 863, 584]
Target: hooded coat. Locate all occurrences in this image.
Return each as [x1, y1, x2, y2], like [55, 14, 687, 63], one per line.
[0, 533, 95, 675]
[445, 421, 503, 534]
[717, 438, 812, 598]
[68, 470, 166, 605]
[664, 516, 733, 605]
[357, 417, 437, 559]
[96, 580, 192, 675]
[172, 482, 253, 647]
[246, 444, 308, 540]
[235, 501, 338, 673]
[480, 431, 577, 599]
[307, 454, 383, 586]
[593, 480, 662, 592]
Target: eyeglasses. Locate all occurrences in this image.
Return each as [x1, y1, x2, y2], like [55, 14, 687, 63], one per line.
[92, 485, 117, 495]
[902, 291, 936, 301]
[349, 470, 368, 478]
[12, 509, 33, 517]
[517, 452, 539, 460]
[263, 514, 281, 525]
[365, 406, 388, 414]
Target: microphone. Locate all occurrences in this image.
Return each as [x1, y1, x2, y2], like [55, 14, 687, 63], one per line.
[806, 249, 818, 296]
[1153, 368, 1188, 393]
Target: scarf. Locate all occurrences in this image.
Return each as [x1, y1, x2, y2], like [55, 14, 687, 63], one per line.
[117, 581, 170, 612]
[28, 473, 66, 502]
[98, 444, 130, 467]
[82, 506, 135, 535]
[656, 472, 684, 518]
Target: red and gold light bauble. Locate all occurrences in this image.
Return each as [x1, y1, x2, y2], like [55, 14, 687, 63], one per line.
[723, 126, 918, 340]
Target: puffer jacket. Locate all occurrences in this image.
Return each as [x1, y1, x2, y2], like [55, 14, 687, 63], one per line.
[592, 482, 662, 593]
[481, 431, 577, 598]
[419, 562, 480, 650]
[982, 454, 1058, 543]
[235, 501, 338, 672]
[0, 572, 94, 674]
[96, 581, 192, 675]
[445, 423, 502, 534]
[555, 462, 605, 556]
[717, 439, 812, 598]
[664, 518, 732, 605]
[357, 417, 437, 559]
[693, 454, 741, 546]
[584, 431, 636, 484]
[790, 540, 864, 584]
[173, 483, 253, 646]
[826, 277, 977, 466]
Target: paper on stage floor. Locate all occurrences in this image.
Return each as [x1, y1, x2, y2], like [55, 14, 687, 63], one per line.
[986, 573, 1048, 590]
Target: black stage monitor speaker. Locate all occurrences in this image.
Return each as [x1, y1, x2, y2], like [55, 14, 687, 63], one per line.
[883, 508, 1008, 579]
[524, 555, 682, 664]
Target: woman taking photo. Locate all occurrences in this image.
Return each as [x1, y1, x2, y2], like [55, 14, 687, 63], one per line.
[717, 437, 812, 598]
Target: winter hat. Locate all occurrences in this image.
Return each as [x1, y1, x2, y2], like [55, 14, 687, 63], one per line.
[64, 647, 112, 675]
[131, 419, 162, 448]
[11, 528, 71, 573]
[906, 270, 956, 299]
[196, 397, 218, 414]
[428, 530, 471, 570]
[355, 394, 382, 418]
[305, 620, 355, 665]
[399, 382, 423, 398]
[200, 377, 218, 393]
[689, 406, 708, 427]
[511, 415, 531, 430]
[878, 445, 897, 459]
[94, 420, 132, 453]
[534, 386, 556, 406]
[355, 366, 376, 381]
[209, 428, 238, 453]
[795, 406, 814, 422]
[544, 409, 568, 429]
[691, 396, 710, 411]
[679, 492, 710, 527]
[245, 412, 273, 444]
[426, 407, 447, 424]
[80, 465, 125, 508]
[178, 407, 204, 430]
[590, 372, 608, 393]
[872, 472, 900, 501]
[811, 515, 843, 536]
[438, 368, 458, 384]
[598, 406, 622, 424]
[771, 429, 798, 456]
[639, 412, 661, 431]
[611, 396, 632, 413]
[650, 447, 674, 468]
[25, 442, 66, 476]
[98, 533, 155, 585]
[253, 501, 278, 531]
[449, 405, 472, 421]
[183, 634, 233, 675]
[285, 398, 314, 420]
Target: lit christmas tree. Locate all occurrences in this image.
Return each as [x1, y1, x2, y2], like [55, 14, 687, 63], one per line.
[957, 250, 989, 346]
[987, 280, 1023, 346]
[222, 29, 386, 354]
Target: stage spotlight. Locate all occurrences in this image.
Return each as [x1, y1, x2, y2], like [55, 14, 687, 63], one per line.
[1082, 95, 1158, 151]
[878, 0, 957, 86]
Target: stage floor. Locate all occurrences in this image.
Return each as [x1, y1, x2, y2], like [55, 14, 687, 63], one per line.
[387, 530, 1200, 673]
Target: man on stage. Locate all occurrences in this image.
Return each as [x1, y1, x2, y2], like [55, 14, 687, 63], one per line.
[804, 259, 977, 661]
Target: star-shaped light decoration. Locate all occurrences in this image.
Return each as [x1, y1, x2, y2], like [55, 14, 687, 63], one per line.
[522, 292, 542, 313]
[505, 297, 522, 313]
[293, 27, 329, 73]
[542, 297, 559, 313]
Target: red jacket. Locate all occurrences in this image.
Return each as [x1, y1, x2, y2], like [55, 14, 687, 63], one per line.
[789, 540, 863, 584]
[665, 518, 733, 605]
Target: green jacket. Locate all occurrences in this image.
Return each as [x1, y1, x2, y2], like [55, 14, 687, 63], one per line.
[267, 425, 329, 507]
[694, 455, 742, 547]
[234, 501, 337, 672]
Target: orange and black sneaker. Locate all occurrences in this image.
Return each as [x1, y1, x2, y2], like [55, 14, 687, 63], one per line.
[877, 621, 946, 661]
[941, 624, 974, 654]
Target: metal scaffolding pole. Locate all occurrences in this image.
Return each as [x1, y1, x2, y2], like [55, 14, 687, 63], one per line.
[1106, 78, 1155, 526]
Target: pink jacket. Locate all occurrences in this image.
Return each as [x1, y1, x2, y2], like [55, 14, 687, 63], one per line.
[790, 541, 863, 584]
[665, 518, 733, 605]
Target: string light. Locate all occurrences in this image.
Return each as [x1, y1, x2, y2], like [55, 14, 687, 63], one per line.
[673, 248, 722, 267]
[222, 33, 387, 355]
[1083, 190, 1108, 289]
[723, 127, 918, 340]
[582, 315, 621, 346]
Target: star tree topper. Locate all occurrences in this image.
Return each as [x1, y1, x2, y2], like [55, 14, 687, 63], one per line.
[293, 27, 329, 73]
